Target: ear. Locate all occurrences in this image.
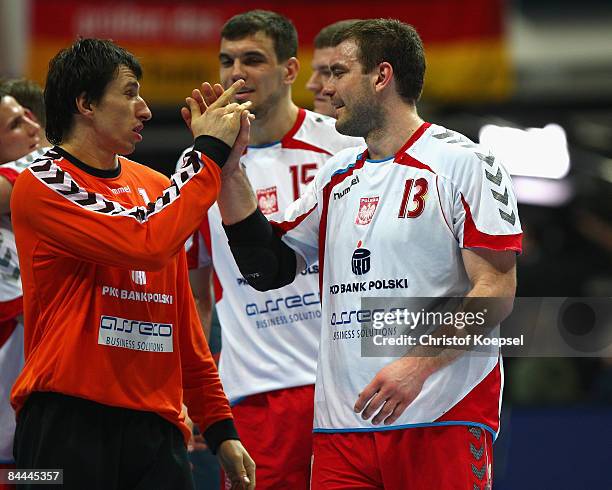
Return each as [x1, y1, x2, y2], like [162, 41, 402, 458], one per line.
[373, 62, 394, 94]
[284, 57, 300, 85]
[75, 92, 95, 119]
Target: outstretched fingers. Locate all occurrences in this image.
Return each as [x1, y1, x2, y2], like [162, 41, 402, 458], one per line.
[209, 79, 245, 109]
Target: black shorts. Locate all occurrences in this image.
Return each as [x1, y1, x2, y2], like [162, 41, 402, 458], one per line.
[13, 392, 195, 490]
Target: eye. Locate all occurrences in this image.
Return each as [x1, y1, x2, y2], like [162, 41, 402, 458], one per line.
[220, 59, 233, 68]
[243, 56, 265, 66]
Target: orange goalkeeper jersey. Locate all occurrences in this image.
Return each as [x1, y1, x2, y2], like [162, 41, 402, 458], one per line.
[10, 145, 232, 444]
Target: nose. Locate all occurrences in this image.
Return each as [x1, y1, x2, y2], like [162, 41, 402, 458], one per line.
[321, 79, 335, 98]
[306, 72, 320, 94]
[24, 114, 40, 136]
[231, 60, 247, 83]
[137, 97, 152, 122]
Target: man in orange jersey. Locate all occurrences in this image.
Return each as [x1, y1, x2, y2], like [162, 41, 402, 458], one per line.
[9, 39, 255, 490]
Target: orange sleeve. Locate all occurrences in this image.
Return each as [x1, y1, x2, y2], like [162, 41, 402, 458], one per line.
[176, 250, 238, 450]
[11, 149, 221, 271]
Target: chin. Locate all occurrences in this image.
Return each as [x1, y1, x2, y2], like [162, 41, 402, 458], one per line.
[118, 144, 136, 156]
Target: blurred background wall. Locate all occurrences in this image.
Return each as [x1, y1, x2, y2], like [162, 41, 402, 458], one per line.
[1, 0, 611, 488]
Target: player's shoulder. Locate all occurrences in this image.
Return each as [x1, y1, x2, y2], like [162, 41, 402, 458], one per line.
[414, 123, 502, 185]
[119, 156, 170, 186]
[5, 146, 52, 173]
[291, 108, 363, 154]
[314, 145, 367, 188]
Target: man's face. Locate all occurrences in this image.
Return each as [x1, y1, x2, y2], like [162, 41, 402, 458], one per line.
[90, 65, 152, 156]
[219, 32, 287, 120]
[0, 96, 41, 164]
[323, 40, 382, 138]
[306, 47, 335, 117]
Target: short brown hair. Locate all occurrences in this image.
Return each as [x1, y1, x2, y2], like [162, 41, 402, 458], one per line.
[5, 78, 46, 127]
[313, 20, 359, 49]
[221, 10, 297, 62]
[333, 19, 425, 104]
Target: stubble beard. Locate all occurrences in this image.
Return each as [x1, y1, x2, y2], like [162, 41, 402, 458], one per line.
[335, 94, 383, 139]
[248, 86, 285, 125]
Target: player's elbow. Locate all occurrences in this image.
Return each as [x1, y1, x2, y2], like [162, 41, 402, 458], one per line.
[244, 271, 294, 292]
[231, 244, 297, 292]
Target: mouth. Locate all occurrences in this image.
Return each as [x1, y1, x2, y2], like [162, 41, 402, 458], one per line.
[132, 124, 144, 141]
[235, 88, 255, 101]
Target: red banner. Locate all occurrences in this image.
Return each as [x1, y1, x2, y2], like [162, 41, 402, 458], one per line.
[28, 0, 512, 105]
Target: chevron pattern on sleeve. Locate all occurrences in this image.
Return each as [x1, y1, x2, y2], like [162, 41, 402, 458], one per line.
[27, 149, 206, 224]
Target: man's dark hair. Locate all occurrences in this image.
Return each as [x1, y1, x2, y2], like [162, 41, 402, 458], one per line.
[333, 19, 425, 104]
[45, 38, 142, 145]
[314, 20, 360, 50]
[5, 78, 46, 127]
[0, 80, 10, 99]
[221, 10, 297, 62]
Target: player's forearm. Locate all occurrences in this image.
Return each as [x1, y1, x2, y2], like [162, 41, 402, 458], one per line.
[409, 282, 516, 379]
[217, 168, 258, 226]
[223, 208, 298, 291]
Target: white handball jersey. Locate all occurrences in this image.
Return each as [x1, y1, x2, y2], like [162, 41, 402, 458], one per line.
[179, 109, 362, 401]
[0, 147, 49, 309]
[273, 123, 522, 437]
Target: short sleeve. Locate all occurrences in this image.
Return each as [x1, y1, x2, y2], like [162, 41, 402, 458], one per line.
[270, 179, 321, 267]
[452, 151, 523, 253]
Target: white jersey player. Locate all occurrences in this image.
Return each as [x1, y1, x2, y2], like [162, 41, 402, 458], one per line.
[215, 20, 522, 489]
[183, 108, 359, 402]
[180, 11, 361, 489]
[272, 123, 521, 433]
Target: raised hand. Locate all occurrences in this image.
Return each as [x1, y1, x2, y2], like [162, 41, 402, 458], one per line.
[181, 80, 253, 147]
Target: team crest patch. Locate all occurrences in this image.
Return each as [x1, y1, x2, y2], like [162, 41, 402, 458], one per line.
[257, 186, 279, 215]
[355, 197, 379, 225]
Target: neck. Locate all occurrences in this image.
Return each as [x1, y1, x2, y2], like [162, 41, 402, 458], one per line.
[365, 103, 424, 160]
[39, 134, 51, 149]
[61, 129, 118, 170]
[249, 98, 299, 146]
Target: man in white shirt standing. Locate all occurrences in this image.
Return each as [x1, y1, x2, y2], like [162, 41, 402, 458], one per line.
[181, 10, 361, 489]
[214, 19, 522, 489]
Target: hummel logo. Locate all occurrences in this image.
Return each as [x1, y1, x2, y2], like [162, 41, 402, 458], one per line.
[333, 175, 360, 200]
[491, 187, 509, 205]
[499, 209, 516, 225]
[485, 168, 502, 186]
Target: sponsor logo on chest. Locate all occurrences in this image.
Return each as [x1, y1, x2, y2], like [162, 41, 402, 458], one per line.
[351, 241, 371, 275]
[98, 315, 173, 352]
[333, 175, 360, 200]
[110, 185, 131, 195]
